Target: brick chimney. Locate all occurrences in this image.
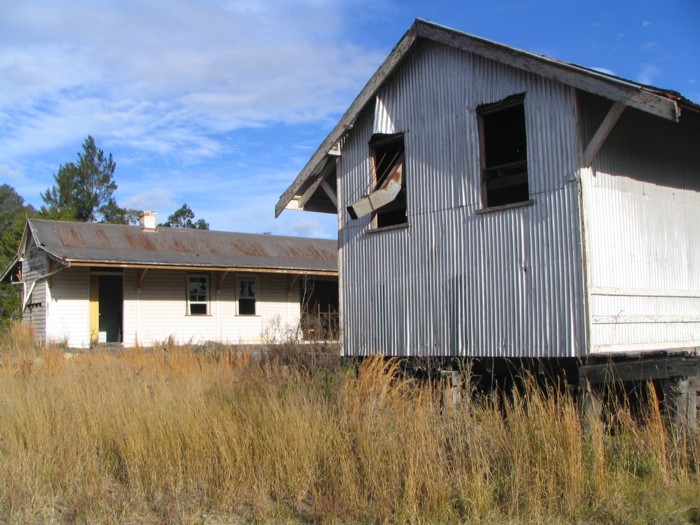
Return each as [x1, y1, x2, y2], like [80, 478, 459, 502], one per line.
[139, 211, 157, 231]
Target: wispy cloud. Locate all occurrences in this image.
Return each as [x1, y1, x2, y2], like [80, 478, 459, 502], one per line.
[0, 0, 384, 167]
[636, 62, 660, 85]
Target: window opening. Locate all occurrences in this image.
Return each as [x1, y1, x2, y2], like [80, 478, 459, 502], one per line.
[300, 277, 339, 340]
[478, 95, 529, 208]
[187, 274, 209, 315]
[238, 278, 257, 315]
[346, 133, 407, 227]
[371, 133, 407, 227]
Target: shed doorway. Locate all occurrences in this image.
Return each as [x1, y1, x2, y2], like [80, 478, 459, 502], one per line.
[89, 273, 123, 343]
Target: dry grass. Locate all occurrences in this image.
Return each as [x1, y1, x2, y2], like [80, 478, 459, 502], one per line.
[0, 323, 699, 524]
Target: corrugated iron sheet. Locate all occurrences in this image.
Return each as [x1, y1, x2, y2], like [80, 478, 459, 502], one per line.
[28, 219, 337, 274]
[338, 41, 585, 359]
[579, 92, 700, 353]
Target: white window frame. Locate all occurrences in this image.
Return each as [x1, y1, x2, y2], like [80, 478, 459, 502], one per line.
[237, 276, 258, 316]
[187, 274, 209, 315]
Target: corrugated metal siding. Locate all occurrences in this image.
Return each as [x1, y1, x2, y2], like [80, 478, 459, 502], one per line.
[579, 92, 700, 353]
[338, 42, 585, 358]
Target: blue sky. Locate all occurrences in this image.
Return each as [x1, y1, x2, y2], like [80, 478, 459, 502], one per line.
[1, 0, 698, 238]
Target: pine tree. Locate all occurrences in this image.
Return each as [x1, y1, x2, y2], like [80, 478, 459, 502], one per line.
[40, 136, 130, 223]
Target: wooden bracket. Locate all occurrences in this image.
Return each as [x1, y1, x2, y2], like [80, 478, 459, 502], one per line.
[583, 101, 626, 167]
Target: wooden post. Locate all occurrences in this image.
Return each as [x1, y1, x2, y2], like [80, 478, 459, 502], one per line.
[661, 376, 697, 434]
[440, 370, 462, 413]
[580, 376, 602, 434]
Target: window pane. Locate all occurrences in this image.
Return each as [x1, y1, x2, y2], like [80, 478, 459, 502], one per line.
[239, 298, 256, 315]
[190, 303, 207, 315]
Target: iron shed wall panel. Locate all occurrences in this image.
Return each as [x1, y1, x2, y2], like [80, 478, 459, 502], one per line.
[579, 92, 700, 353]
[338, 42, 585, 358]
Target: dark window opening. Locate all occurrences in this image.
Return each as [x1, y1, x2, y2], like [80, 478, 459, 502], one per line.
[238, 278, 257, 315]
[478, 95, 529, 208]
[301, 277, 339, 340]
[371, 133, 407, 228]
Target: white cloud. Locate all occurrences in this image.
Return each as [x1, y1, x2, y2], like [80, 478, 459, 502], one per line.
[0, 0, 384, 167]
[636, 62, 660, 85]
[591, 66, 617, 76]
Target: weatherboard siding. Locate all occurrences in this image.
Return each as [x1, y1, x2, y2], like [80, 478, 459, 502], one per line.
[338, 41, 585, 358]
[122, 270, 301, 347]
[34, 267, 305, 349]
[579, 93, 700, 353]
[46, 267, 90, 347]
[21, 237, 48, 345]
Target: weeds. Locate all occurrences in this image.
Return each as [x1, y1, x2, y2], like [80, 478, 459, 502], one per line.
[0, 324, 697, 524]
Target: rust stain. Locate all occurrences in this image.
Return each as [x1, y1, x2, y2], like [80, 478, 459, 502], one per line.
[94, 229, 111, 248]
[123, 231, 157, 251]
[229, 239, 266, 257]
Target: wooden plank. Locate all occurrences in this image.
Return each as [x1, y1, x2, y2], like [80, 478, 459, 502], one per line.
[320, 179, 338, 208]
[580, 356, 700, 384]
[583, 101, 626, 166]
[592, 315, 700, 324]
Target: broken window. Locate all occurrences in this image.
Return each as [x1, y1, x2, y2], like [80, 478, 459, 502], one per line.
[187, 274, 209, 315]
[372, 133, 407, 227]
[237, 277, 257, 315]
[346, 133, 407, 228]
[478, 95, 529, 208]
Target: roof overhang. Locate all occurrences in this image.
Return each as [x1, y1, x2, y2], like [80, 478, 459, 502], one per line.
[275, 18, 694, 217]
[62, 260, 337, 277]
[0, 255, 20, 284]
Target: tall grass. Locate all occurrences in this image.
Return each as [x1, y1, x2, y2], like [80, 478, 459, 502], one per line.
[0, 323, 698, 524]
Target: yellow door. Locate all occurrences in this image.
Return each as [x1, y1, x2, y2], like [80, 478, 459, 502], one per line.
[89, 276, 99, 343]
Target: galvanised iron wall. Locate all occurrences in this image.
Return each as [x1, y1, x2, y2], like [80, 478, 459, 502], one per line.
[579, 92, 700, 353]
[337, 42, 586, 358]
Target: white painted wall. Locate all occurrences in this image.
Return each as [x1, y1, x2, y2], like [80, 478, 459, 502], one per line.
[580, 93, 700, 353]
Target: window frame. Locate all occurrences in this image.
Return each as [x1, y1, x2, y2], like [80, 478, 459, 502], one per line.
[186, 273, 209, 316]
[236, 276, 258, 316]
[370, 133, 408, 229]
[477, 94, 530, 210]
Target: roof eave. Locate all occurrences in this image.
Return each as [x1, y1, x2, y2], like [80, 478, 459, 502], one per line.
[274, 22, 421, 217]
[64, 260, 337, 276]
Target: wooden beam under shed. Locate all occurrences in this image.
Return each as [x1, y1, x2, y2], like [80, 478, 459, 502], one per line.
[579, 355, 700, 384]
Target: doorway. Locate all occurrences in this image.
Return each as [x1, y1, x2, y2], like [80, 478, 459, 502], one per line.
[90, 273, 123, 343]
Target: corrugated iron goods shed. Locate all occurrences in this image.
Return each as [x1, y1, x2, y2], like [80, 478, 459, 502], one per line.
[274, 18, 700, 363]
[25, 219, 337, 275]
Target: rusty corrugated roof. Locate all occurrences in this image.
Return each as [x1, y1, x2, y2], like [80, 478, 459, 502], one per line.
[28, 219, 337, 274]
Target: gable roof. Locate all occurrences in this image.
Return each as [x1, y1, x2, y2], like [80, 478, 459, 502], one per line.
[275, 18, 699, 217]
[6, 219, 337, 277]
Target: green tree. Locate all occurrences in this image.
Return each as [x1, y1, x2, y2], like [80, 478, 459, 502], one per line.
[158, 204, 209, 230]
[0, 185, 35, 325]
[40, 136, 131, 223]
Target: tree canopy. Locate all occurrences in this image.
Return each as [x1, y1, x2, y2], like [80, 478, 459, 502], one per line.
[40, 136, 134, 223]
[0, 185, 36, 326]
[158, 204, 209, 230]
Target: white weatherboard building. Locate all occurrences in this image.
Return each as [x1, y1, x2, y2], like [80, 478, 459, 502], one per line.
[2, 216, 338, 348]
[276, 20, 700, 406]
